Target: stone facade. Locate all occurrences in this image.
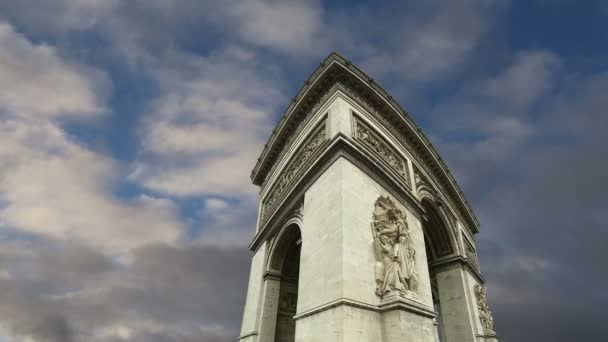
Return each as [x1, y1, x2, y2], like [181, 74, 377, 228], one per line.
[239, 53, 498, 342]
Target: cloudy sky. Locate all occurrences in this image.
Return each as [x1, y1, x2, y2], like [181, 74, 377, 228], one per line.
[0, 0, 606, 341]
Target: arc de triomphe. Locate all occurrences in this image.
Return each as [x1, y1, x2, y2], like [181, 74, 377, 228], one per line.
[238, 53, 499, 342]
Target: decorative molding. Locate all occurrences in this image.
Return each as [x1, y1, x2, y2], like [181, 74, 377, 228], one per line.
[341, 84, 477, 234]
[353, 116, 411, 186]
[238, 331, 258, 339]
[249, 134, 428, 253]
[261, 84, 343, 190]
[378, 292, 436, 317]
[250, 54, 479, 234]
[414, 166, 434, 194]
[263, 271, 282, 281]
[261, 122, 327, 223]
[430, 255, 486, 285]
[293, 297, 436, 321]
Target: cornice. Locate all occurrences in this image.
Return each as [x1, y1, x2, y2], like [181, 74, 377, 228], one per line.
[251, 52, 480, 234]
[292, 297, 436, 321]
[249, 134, 426, 252]
[238, 331, 258, 339]
[430, 255, 486, 285]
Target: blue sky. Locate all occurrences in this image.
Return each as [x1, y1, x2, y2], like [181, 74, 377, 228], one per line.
[0, 0, 606, 341]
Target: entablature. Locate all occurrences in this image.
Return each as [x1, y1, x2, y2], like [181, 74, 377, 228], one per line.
[251, 52, 480, 235]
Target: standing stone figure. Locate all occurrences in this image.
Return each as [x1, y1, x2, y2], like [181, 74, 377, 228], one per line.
[373, 196, 419, 298]
[374, 234, 407, 295]
[475, 285, 496, 335]
[395, 215, 419, 293]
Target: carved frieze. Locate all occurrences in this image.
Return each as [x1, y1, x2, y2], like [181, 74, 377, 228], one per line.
[372, 196, 420, 300]
[354, 118, 411, 186]
[339, 84, 477, 234]
[261, 123, 327, 222]
[261, 84, 342, 189]
[475, 285, 496, 336]
[464, 238, 479, 270]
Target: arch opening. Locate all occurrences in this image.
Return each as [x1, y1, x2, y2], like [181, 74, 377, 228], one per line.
[269, 224, 301, 342]
[421, 199, 456, 342]
[421, 199, 455, 260]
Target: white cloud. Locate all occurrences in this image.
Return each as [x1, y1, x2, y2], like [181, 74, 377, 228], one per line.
[431, 49, 562, 141]
[130, 47, 284, 197]
[0, 21, 183, 252]
[358, 0, 504, 80]
[484, 50, 561, 109]
[228, 0, 325, 54]
[0, 120, 183, 252]
[196, 197, 258, 247]
[204, 198, 230, 211]
[0, 21, 107, 119]
[0, 0, 118, 35]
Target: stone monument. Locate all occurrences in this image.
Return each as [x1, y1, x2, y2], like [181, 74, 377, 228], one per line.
[238, 53, 499, 342]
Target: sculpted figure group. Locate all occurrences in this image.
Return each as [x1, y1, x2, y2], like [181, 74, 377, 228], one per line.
[373, 196, 420, 298]
[475, 285, 496, 335]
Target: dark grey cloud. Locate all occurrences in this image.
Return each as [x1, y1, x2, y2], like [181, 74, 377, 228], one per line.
[101, 328, 230, 342]
[0, 239, 250, 341]
[0, 264, 82, 342]
[0, 0, 327, 62]
[327, 0, 510, 82]
[426, 60, 608, 341]
[0, 1, 605, 342]
[113, 243, 250, 327]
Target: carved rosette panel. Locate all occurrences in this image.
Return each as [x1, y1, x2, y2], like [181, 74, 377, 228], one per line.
[475, 285, 496, 336]
[354, 117, 411, 187]
[261, 123, 327, 221]
[372, 196, 420, 300]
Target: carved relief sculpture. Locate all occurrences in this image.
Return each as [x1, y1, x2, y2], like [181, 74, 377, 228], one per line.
[372, 196, 419, 299]
[342, 83, 478, 233]
[262, 123, 327, 221]
[475, 285, 496, 335]
[354, 118, 410, 185]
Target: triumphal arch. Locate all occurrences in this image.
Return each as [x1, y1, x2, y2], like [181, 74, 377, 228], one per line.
[239, 53, 499, 342]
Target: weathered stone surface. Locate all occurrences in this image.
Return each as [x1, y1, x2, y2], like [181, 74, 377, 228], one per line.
[239, 53, 498, 342]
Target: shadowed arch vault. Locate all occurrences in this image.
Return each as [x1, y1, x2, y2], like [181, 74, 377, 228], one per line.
[266, 222, 301, 342]
[421, 198, 457, 260]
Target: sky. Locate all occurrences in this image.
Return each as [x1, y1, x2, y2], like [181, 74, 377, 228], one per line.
[0, 0, 606, 341]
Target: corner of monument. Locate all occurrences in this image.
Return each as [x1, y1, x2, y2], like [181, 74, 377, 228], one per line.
[239, 52, 499, 342]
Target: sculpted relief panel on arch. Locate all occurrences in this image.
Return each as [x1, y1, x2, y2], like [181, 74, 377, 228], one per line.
[353, 117, 411, 187]
[372, 196, 420, 300]
[261, 122, 327, 223]
[475, 285, 497, 336]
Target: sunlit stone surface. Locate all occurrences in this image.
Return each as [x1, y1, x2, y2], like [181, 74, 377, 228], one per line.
[239, 53, 499, 342]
